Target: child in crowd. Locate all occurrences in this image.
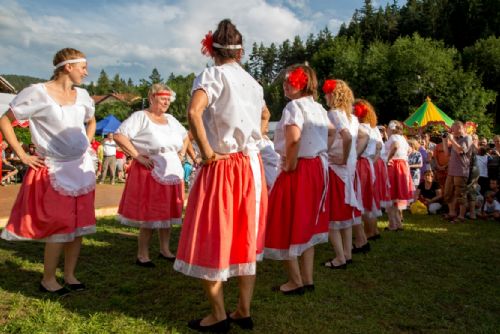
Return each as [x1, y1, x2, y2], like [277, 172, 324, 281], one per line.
[478, 191, 500, 220]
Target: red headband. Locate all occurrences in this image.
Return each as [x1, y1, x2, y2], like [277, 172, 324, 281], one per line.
[201, 31, 214, 57]
[153, 92, 171, 97]
[322, 79, 337, 94]
[354, 103, 369, 119]
[287, 67, 308, 90]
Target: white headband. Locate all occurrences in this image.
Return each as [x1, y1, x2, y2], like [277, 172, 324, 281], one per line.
[212, 42, 242, 50]
[54, 58, 87, 69]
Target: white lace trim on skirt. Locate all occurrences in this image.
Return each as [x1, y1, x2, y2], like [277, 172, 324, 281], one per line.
[1, 225, 96, 242]
[173, 259, 256, 281]
[329, 218, 354, 230]
[263, 232, 328, 260]
[118, 215, 181, 229]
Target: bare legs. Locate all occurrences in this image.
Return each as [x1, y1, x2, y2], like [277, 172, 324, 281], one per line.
[64, 237, 82, 284]
[328, 227, 352, 265]
[363, 214, 379, 238]
[201, 275, 256, 326]
[352, 223, 368, 248]
[41, 237, 83, 291]
[279, 246, 314, 291]
[158, 228, 175, 258]
[137, 227, 174, 262]
[137, 228, 153, 262]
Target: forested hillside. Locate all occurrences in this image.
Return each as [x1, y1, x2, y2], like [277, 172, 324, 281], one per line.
[4, 0, 499, 135]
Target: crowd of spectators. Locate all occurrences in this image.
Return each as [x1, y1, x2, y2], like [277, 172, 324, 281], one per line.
[407, 124, 500, 221]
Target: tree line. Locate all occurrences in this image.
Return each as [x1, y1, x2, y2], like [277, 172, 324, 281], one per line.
[3, 0, 499, 136]
[245, 0, 499, 136]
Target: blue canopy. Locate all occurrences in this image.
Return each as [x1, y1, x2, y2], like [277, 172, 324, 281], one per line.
[95, 115, 121, 135]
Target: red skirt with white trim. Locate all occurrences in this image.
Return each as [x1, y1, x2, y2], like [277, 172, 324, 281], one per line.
[356, 157, 379, 215]
[374, 159, 391, 208]
[328, 168, 361, 230]
[174, 152, 267, 281]
[118, 161, 183, 228]
[387, 159, 414, 209]
[1, 166, 96, 242]
[264, 157, 328, 260]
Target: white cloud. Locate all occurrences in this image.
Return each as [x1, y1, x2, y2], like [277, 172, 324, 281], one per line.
[0, 0, 352, 82]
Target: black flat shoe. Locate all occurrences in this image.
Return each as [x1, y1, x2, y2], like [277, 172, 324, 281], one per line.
[158, 253, 176, 262]
[352, 243, 369, 254]
[271, 285, 305, 296]
[65, 282, 86, 291]
[346, 259, 353, 265]
[324, 260, 347, 270]
[367, 234, 381, 241]
[39, 283, 71, 296]
[303, 284, 315, 292]
[187, 318, 229, 333]
[135, 259, 155, 268]
[227, 312, 254, 330]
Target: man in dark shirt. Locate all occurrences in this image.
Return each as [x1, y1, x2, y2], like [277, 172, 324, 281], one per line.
[442, 121, 472, 221]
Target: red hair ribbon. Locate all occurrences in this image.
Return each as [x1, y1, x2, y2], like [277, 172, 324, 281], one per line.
[322, 79, 337, 94]
[287, 67, 308, 90]
[354, 103, 369, 119]
[153, 92, 171, 97]
[201, 31, 214, 57]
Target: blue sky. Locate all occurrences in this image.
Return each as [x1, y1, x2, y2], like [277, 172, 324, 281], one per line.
[0, 0, 400, 83]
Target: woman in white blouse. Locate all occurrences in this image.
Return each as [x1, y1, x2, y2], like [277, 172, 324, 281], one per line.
[174, 19, 268, 332]
[114, 84, 187, 268]
[0, 48, 96, 296]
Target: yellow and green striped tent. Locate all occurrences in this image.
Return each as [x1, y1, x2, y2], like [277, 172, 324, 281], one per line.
[404, 97, 453, 128]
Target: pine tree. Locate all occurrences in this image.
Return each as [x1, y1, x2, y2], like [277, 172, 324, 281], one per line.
[96, 69, 111, 95]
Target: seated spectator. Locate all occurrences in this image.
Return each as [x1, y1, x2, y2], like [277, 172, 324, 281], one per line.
[1, 143, 19, 185]
[478, 191, 500, 220]
[488, 178, 500, 202]
[415, 170, 443, 214]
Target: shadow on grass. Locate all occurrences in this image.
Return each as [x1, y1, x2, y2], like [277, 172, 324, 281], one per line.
[0, 215, 499, 333]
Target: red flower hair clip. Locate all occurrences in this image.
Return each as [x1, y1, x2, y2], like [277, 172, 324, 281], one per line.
[287, 67, 308, 90]
[354, 103, 369, 119]
[322, 79, 337, 94]
[201, 31, 214, 57]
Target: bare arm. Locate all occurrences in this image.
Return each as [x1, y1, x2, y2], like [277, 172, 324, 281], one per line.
[327, 123, 335, 149]
[374, 142, 382, 162]
[178, 136, 189, 160]
[283, 124, 301, 172]
[86, 117, 96, 142]
[0, 111, 44, 170]
[187, 90, 228, 163]
[386, 141, 398, 162]
[356, 129, 369, 158]
[113, 133, 154, 169]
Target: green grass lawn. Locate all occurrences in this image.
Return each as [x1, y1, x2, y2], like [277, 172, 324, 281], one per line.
[0, 215, 499, 333]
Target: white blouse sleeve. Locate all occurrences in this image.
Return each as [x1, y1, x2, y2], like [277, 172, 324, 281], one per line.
[9, 85, 48, 120]
[168, 115, 188, 140]
[328, 110, 347, 131]
[77, 88, 95, 122]
[282, 100, 304, 131]
[116, 111, 144, 139]
[359, 123, 370, 135]
[191, 67, 223, 106]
